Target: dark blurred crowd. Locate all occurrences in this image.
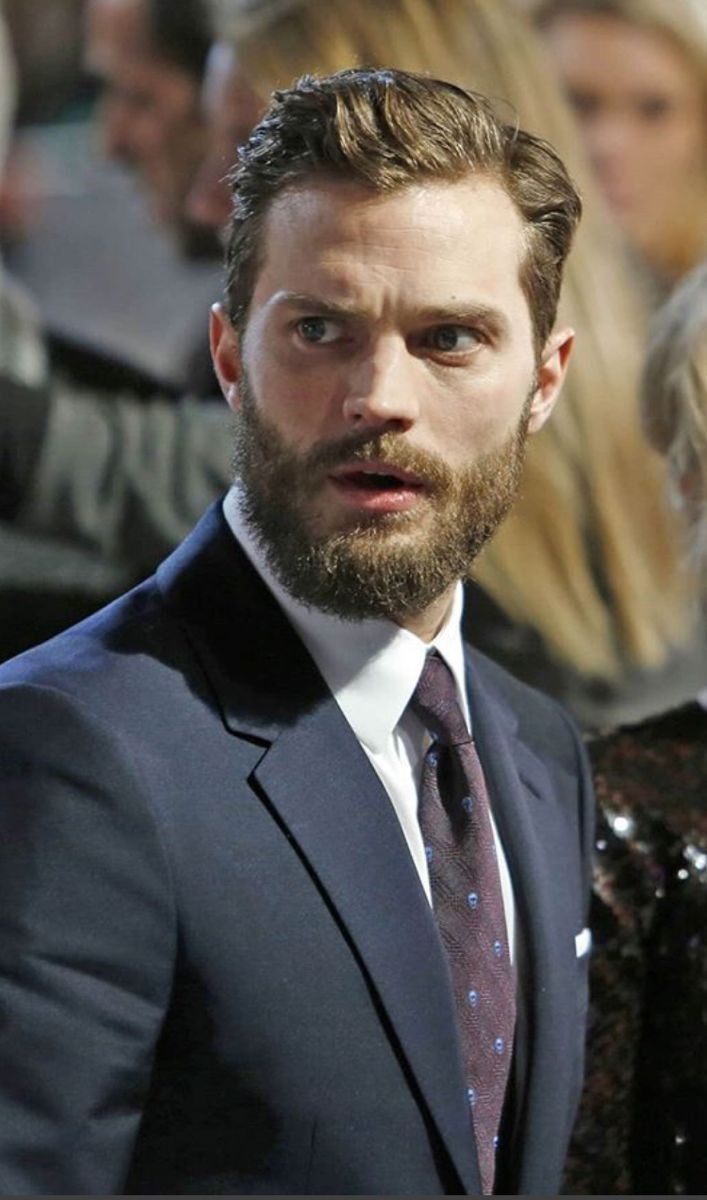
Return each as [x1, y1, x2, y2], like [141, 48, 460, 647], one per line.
[0, 0, 706, 1193]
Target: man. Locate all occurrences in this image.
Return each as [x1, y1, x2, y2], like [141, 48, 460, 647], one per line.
[0, 70, 592, 1194]
[81, 0, 222, 391]
[0, 16, 242, 604]
[85, 0, 216, 257]
[0, 0, 221, 661]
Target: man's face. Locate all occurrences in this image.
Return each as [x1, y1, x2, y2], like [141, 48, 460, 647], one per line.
[543, 13, 707, 278]
[212, 175, 571, 623]
[85, 0, 210, 243]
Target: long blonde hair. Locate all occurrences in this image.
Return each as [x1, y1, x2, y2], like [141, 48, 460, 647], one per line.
[222, 0, 693, 678]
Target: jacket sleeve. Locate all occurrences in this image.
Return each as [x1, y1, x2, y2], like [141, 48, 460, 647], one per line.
[0, 682, 176, 1194]
[2, 376, 232, 570]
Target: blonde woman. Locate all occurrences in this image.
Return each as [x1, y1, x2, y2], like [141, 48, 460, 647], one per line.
[202, 0, 704, 728]
[536, 0, 707, 292]
[566, 262, 707, 1195]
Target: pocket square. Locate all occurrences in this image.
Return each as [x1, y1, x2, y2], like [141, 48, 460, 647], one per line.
[575, 927, 592, 957]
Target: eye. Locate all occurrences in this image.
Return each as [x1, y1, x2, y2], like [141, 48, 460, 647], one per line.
[425, 325, 483, 353]
[296, 316, 343, 344]
[567, 89, 600, 119]
[637, 95, 672, 121]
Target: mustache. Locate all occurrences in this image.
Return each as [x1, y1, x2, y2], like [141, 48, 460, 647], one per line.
[302, 429, 454, 491]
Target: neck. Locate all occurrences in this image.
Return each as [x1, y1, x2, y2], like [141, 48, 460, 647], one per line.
[394, 585, 457, 643]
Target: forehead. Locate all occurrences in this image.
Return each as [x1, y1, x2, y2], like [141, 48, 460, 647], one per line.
[252, 175, 530, 320]
[86, 0, 149, 69]
[547, 13, 700, 94]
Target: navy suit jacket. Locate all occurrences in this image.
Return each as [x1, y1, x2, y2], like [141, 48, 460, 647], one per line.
[0, 504, 594, 1195]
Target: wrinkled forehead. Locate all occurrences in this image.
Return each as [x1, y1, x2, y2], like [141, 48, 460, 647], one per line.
[257, 170, 529, 268]
[251, 175, 532, 323]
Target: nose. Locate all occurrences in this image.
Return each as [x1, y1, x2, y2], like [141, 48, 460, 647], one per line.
[185, 150, 232, 231]
[342, 336, 420, 430]
[584, 111, 632, 180]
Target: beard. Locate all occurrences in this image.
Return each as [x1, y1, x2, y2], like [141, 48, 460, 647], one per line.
[233, 372, 532, 622]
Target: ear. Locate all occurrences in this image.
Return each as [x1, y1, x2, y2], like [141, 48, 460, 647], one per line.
[527, 326, 575, 434]
[210, 303, 242, 412]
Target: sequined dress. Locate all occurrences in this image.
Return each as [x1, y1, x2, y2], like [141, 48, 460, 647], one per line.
[563, 701, 707, 1195]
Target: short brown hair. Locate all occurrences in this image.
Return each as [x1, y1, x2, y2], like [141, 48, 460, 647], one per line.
[225, 67, 582, 353]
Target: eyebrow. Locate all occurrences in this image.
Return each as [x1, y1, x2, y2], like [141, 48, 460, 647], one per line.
[271, 291, 511, 337]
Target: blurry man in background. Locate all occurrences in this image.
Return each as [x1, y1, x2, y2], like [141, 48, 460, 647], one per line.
[0, 0, 221, 661]
[85, 0, 218, 258]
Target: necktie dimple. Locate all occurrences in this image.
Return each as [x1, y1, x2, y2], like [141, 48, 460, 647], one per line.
[410, 651, 516, 1195]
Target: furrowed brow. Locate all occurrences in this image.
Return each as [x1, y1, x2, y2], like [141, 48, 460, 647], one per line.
[270, 292, 511, 338]
[270, 292, 363, 319]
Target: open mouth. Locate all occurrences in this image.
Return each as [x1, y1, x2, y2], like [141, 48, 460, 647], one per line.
[328, 462, 426, 513]
[331, 462, 424, 489]
[340, 469, 423, 491]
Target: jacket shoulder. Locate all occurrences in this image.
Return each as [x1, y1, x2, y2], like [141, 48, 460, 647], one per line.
[468, 644, 583, 749]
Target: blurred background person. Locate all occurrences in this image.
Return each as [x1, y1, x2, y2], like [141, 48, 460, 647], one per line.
[0, 0, 226, 661]
[85, 0, 217, 257]
[4, 0, 221, 394]
[534, 0, 707, 298]
[0, 2, 138, 659]
[566, 260, 707, 1196]
[84, 0, 222, 390]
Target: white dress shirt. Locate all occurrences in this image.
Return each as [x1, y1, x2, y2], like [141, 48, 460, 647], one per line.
[223, 485, 515, 954]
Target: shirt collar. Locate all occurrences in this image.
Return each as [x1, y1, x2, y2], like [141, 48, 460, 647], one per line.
[223, 485, 470, 753]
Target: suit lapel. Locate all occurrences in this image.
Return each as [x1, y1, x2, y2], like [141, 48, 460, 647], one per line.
[158, 506, 481, 1194]
[256, 708, 482, 1193]
[468, 656, 580, 1192]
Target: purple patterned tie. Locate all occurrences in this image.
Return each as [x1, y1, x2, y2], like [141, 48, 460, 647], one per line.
[410, 652, 515, 1195]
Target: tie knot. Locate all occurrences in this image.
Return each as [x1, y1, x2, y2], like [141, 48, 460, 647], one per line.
[410, 652, 470, 747]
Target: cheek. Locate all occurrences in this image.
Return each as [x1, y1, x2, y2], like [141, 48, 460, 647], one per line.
[136, 115, 165, 153]
[248, 360, 339, 445]
[432, 375, 530, 460]
[668, 116, 707, 174]
[639, 102, 706, 170]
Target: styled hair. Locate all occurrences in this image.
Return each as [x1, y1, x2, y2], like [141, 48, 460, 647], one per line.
[220, 0, 694, 685]
[226, 67, 582, 356]
[148, 0, 212, 80]
[641, 261, 707, 569]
